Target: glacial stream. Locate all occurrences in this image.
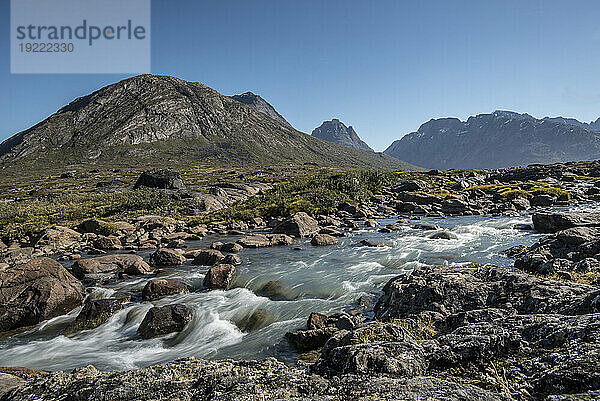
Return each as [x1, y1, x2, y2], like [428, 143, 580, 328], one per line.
[0, 214, 546, 371]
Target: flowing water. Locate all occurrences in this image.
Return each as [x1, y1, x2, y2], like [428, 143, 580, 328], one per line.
[0, 214, 546, 371]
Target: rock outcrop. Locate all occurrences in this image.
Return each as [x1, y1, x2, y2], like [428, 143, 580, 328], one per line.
[0, 258, 84, 332]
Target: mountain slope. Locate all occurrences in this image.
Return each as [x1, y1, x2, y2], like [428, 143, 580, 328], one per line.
[385, 110, 600, 170]
[543, 116, 600, 132]
[230, 92, 291, 127]
[311, 119, 373, 151]
[0, 75, 416, 171]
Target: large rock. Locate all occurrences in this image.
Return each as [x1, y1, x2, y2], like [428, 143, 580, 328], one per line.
[532, 212, 600, 233]
[71, 254, 152, 281]
[192, 249, 224, 266]
[374, 265, 598, 322]
[133, 169, 185, 190]
[272, 212, 319, 237]
[142, 279, 189, 301]
[0, 258, 84, 332]
[203, 264, 237, 290]
[63, 298, 124, 335]
[137, 304, 193, 339]
[311, 234, 338, 246]
[236, 234, 294, 248]
[149, 248, 186, 267]
[313, 323, 427, 377]
[35, 226, 81, 252]
[2, 358, 509, 401]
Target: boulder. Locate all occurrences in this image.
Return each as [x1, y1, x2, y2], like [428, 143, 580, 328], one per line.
[311, 234, 338, 246]
[236, 234, 294, 248]
[222, 254, 242, 266]
[133, 169, 185, 190]
[35, 226, 81, 252]
[137, 304, 193, 339]
[0, 258, 84, 332]
[313, 324, 427, 377]
[374, 265, 598, 323]
[192, 249, 224, 266]
[71, 254, 152, 281]
[92, 236, 122, 251]
[393, 180, 430, 192]
[149, 249, 186, 267]
[531, 193, 556, 207]
[203, 264, 237, 290]
[142, 279, 189, 301]
[532, 212, 600, 233]
[77, 219, 118, 236]
[63, 298, 123, 335]
[272, 212, 319, 237]
[220, 243, 243, 253]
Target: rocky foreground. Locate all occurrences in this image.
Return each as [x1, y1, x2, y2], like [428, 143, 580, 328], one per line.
[2, 162, 600, 400]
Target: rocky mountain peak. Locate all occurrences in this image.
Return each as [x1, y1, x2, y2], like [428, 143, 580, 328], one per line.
[311, 119, 373, 152]
[230, 91, 291, 127]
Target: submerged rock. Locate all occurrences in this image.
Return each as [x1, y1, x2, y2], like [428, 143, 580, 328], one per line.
[236, 308, 275, 332]
[0, 258, 84, 332]
[137, 304, 193, 339]
[256, 280, 294, 301]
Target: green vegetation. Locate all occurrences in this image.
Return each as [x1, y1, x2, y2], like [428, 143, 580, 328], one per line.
[199, 170, 399, 224]
[0, 189, 187, 241]
[466, 182, 571, 201]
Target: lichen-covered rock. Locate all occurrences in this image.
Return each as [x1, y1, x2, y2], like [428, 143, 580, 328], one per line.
[0, 258, 84, 332]
[1, 357, 510, 401]
[35, 226, 82, 253]
[137, 304, 193, 339]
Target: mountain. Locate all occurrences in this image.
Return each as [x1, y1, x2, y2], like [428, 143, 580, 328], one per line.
[311, 119, 373, 152]
[0, 75, 416, 171]
[230, 92, 291, 127]
[543, 116, 600, 131]
[384, 110, 600, 170]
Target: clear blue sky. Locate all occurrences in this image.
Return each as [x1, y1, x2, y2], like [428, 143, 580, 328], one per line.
[2, 0, 600, 151]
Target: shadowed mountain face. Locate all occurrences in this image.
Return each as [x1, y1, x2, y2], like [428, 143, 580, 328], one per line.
[230, 92, 291, 127]
[0, 75, 416, 171]
[385, 110, 600, 170]
[311, 119, 373, 152]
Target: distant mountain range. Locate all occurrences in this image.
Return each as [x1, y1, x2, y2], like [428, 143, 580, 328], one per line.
[385, 110, 600, 170]
[0, 75, 415, 171]
[311, 119, 373, 152]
